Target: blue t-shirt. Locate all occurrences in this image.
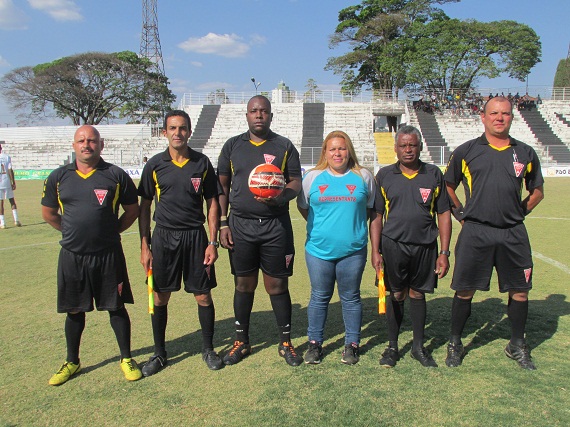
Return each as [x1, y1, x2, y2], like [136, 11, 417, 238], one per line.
[297, 167, 376, 260]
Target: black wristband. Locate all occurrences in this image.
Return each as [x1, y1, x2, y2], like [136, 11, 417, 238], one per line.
[452, 204, 464, 221]
[220, 219, 229, 227]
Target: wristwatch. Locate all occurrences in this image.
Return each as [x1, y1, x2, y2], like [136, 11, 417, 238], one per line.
[439, 250, 451, 256]
[208, 241, 219, 248]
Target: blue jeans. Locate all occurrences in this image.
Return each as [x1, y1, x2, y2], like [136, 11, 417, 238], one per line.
[305, 247, 367, 345]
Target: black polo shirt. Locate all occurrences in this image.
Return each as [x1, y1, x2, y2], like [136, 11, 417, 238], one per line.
[138, 147, 218, 229]
[217, 130, 301, 219]
[375, 161, 450, 245]
[444, 134, 544, 228]
[41, 158, 138, 253]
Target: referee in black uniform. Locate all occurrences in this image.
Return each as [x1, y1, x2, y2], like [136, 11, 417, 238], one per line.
[138, 110, 223, 375]
[375, 125, 451, 368]
[444, 96, 544, 370]
[218, 95, 303, 366]
[42, 125, 142, 385]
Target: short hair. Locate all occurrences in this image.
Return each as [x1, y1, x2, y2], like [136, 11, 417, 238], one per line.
[247, 95, 272, 111]
[482, 96, 513, 114]
[163, 110, 192, 130]
[395, 125, 423, 149]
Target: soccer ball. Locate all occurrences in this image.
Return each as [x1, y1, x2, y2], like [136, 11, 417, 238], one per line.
[248, 163, 286, 198]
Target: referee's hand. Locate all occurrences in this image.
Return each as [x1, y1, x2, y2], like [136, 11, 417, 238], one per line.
[220, 227, 234, 250]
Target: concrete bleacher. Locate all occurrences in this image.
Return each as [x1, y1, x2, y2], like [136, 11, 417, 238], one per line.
[0, 124, 155, 169]
[324, 103, 374, 158]
[3, 98, 568, 171]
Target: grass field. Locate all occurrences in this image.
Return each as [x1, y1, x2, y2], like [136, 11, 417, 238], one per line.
[1, 178, 569, 426]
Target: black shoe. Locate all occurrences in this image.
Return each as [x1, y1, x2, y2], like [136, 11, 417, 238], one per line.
[411, 347, 438, 367]
[304, 341, 323, 364]
[278, 342, 303, 366]
[505, 342, 536, 370]
[445, 342, 465, 368]
[202, 348, 224, 370]
[223, 341, 251, 366]
[141, 354, 167, 377]
[341, 343, 360, 365]
[379, 347, 399, 368]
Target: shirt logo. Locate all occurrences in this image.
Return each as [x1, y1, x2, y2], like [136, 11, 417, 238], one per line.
[191, 177, 201, 192]
[524, 268, 532, 283]
[264, 154, 276, 164]
[513, 162, 525, 177]
[94, 189, 108, 205]
[318, 185, 328, 194]
[419, 188, 432, 203]
[285, 254, 293, 268]
[346, 185, 356, 195]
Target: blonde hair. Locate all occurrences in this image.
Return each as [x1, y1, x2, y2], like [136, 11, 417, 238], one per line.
[313, 130, 362, 173]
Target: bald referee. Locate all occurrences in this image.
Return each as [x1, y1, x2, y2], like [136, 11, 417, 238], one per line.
[42, 125, 142, 385]
[444, 96, 544, 370]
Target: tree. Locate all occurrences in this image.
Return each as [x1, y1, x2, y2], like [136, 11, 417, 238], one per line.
[553, 58, 570, 87]
[0, 51, 176, 125]
[326, 0, 541, 93]
[207, 89, 230, 104]
[303, 78, 322, 102]
[326, 0, 459, 92]
[405, 16, 541, 91]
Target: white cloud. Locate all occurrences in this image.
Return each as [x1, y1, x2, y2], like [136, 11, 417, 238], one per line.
[250, 34, 267, 45]
[178, 33, 251, 58]
[195, 81, 234, 91]
[28, 0, 83, 22]
[191, 61, 203, 67]
[0, 55, 10, 67]
[0, 0, 29, 30]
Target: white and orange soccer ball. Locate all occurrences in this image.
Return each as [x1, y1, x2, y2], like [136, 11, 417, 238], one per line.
[248, 163, 285, 198]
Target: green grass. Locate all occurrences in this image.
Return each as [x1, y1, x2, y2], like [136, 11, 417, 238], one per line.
[1, 178, 569, 426]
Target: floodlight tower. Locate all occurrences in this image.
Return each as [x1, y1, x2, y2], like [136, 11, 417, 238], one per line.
[140, 0, 165, 76]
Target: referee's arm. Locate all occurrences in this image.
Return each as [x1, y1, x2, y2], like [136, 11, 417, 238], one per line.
[522, 185, 544, 215]
[138, 198, 153, 272]
[118, 203, 138, 233]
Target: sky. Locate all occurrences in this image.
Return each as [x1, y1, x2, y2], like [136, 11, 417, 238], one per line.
[0, 0, 568, 126]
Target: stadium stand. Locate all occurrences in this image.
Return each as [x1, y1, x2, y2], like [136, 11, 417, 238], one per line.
[189, 105, 221, 151]
[1, 98, 568, 172]
[412, 108, 451, 165]
[301, 103, 325, 165]
[519, 109, 570, 163]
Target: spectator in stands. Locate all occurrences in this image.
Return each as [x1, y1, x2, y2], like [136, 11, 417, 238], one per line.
[297, 130, 380, 365]
[444, 96, 544, 370]
[0, 144, 21, 229]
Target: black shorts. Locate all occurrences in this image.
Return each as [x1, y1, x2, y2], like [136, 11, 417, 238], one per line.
[451, 221, 533, 292]
[381, 236, 438, 294]
[57, 246, 133, 313]
[228, 214, 295, 277]
[151, 226, 217, 294]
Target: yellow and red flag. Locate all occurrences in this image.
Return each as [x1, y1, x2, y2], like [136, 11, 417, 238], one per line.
[147, 269, 154, 315]
[377, 269, 386, 314]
